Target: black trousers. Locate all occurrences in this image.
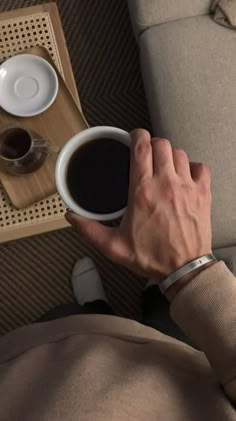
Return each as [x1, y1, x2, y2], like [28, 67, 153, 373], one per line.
[38, 285, 190, 344]
[38, 300, 113, 322]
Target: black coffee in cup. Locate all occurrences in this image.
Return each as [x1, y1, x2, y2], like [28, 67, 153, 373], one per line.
[66, 138, 130, 214]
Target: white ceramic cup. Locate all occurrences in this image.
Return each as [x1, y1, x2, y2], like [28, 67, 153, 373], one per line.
[55, 126, 131, 221]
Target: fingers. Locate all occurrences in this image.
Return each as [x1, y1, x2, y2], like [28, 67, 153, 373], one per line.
[172, 149, 191, 179]
[65, 212, 115, 256]
[151, 138, 175, 175]
[130, 129, 153, 186]
[190, 162, 211, 188]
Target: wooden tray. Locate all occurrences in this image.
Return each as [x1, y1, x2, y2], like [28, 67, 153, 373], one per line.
[0, 2, 83, 243]
[0, 46, 88, 209]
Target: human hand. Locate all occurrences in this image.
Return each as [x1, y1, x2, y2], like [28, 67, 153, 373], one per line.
[66, 129, 212, 282]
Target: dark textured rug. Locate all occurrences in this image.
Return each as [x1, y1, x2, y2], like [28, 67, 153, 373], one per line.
[0, 0, 152, 335]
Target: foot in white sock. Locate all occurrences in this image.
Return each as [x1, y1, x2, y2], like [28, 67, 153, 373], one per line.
[72, 257, 108, 306]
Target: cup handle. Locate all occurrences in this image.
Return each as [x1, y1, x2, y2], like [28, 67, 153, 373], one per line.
[33, 138, 48, 148]
[33, 138, 60, 158]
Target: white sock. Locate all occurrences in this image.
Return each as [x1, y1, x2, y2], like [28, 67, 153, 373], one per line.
[72, 257, 108, 305]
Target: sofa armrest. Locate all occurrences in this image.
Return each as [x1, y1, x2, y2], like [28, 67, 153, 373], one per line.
[128, 0, 210, 39]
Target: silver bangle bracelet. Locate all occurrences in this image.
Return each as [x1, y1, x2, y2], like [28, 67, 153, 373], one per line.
[159, 254, 217, 295]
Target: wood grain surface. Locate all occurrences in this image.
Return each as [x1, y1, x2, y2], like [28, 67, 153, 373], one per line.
[0, 46, 88, 208]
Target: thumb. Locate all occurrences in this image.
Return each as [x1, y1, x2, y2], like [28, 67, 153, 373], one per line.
[65, 211, 115, 256]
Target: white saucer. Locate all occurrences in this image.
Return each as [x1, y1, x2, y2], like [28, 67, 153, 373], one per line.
[0, 54, 59, 117]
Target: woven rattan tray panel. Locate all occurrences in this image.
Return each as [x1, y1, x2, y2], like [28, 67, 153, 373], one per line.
[0, 5, 80, 242]
[0, 12, 64, 76]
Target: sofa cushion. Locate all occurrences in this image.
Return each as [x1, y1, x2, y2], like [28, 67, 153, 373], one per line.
[140, 15, 236, 248]
[128, 0, 210, 38]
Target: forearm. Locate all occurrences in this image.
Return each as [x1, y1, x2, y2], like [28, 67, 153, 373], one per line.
[170, 262, 236, 403]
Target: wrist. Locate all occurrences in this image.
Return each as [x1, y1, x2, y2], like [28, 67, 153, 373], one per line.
[165, 261, 217, 302]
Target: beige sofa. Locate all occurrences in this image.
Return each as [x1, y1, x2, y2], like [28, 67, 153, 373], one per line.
[128, 0, 236, 259]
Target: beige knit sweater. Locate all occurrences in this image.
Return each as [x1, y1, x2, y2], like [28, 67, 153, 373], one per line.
[0, 261, 235, 420]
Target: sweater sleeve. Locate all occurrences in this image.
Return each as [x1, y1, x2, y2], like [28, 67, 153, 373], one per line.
[171, 261, 236, 404]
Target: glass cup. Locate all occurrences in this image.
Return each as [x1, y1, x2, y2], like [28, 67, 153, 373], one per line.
[0, 124, 56, 175]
